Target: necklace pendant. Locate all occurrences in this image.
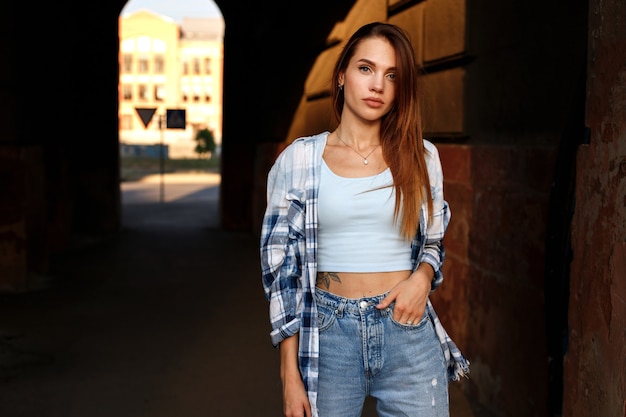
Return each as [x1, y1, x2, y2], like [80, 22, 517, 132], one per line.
[363, 159, 368, 165]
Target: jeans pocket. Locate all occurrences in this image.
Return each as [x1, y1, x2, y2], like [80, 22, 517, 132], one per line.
[389, 309, 430, 330]
[317, 305, 337, 333]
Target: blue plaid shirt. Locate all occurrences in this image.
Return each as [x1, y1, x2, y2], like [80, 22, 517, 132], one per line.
[260, 132, 469, 416]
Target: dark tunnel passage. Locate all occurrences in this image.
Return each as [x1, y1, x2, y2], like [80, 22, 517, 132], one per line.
[0, 177, 481, 416]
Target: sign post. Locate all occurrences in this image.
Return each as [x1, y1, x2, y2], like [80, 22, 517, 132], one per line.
[158, 114, 165, 203]
[133, 107, 186, 204]
[135, 107, 165, 202]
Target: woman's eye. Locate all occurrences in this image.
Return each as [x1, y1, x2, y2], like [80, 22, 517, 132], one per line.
[387, 73, 396, 81]
[359, 65, 371, 73]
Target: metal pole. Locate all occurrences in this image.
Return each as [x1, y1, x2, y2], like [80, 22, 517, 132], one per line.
[159, 113, 165, 203]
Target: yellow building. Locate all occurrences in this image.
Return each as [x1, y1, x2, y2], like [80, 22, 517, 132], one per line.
[118, 10, 224, 158]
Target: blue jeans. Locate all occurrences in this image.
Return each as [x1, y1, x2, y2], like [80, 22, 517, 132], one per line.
[315, 288, 449, 417]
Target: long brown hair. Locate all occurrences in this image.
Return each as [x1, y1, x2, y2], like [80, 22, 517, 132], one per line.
[330, 22, 433, 240]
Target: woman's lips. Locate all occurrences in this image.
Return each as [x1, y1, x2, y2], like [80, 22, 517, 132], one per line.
[363, 97, 384, 108]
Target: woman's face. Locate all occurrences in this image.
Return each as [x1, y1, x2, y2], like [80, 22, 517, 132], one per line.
[340, 37, 397, 123]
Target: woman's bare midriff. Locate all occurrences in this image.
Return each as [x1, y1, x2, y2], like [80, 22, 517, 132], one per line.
[315, 270, 412, 298]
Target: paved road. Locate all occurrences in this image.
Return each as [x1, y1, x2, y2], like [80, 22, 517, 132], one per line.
[0, 174, 475, 417]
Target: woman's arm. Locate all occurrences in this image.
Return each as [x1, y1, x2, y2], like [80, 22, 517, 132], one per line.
[376, 262, 433, 323]
[261, 151, 306, 347]
[280, 334, 311, 417]
[377, 141, 449, 321]
[422, 141, 450, 291]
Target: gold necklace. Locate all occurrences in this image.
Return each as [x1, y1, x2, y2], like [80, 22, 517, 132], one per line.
[335, 131, 380, 165]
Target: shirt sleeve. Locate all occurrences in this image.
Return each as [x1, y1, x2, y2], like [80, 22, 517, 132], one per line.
[260, 150, 307, 346]
[421, 141, 451, 291]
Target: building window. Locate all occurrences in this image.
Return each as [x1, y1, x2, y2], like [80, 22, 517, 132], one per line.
[121, 114, 133, 130]
[182, 59, 189, 75]
[137, 36, 151, 53]
[123, 54, 133, 73]
[122, 84, 132, 100]
[204, 57, 211, 74]
[193, 86, 201, 102]
[154, 85, 165, 101]
[138, 57, 149, 73]
[193, 57, 201, 75]
[154, 55, 165, 73]
[138, 84, 148, 101]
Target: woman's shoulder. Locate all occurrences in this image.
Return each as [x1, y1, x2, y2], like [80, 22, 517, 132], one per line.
[290, 131, 329, 147]
[422, 139, 444, 178]
[272, 131, 329, 169]
[423, 138, 443, 161]
[423, 138, 438, 154]
[278, 131, 329, 159]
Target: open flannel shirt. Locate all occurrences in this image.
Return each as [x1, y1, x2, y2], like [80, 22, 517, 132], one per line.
[260, 131, 469, 417]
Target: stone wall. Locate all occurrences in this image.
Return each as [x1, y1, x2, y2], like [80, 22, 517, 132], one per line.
[564, 0, 626, 415]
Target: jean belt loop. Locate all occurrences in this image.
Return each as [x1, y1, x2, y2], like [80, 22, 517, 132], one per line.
[335, 298, 347, 318]
[378, 299, 391, 318]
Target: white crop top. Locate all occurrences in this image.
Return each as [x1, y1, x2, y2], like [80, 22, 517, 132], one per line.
[317, 159, 413, 272]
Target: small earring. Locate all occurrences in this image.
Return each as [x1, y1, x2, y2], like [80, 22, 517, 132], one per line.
[338, 84, 343, 90]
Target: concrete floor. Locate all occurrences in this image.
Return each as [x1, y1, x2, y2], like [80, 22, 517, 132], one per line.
[0, 174, 476, 417]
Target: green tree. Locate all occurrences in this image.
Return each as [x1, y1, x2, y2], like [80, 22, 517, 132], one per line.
[194, 128, 216, 158]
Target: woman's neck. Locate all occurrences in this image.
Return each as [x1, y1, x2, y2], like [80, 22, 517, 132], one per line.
[335, 123, 381, 148]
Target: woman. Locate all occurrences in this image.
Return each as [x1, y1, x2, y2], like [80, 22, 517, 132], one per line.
[261, 22, 469, 417]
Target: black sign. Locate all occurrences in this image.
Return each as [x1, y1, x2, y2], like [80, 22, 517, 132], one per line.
[166, 109, 186, 129]
[135, 107, 157, 128]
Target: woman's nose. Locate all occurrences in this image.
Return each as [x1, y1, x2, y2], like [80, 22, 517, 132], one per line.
[370, 77, 384, 93]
